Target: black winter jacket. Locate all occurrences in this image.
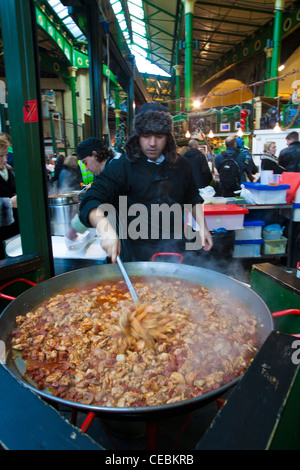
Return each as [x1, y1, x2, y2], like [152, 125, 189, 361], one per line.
[278, 141, 300, 172]
[260, 153, 285, 174]
[184, 148, 212, 188]
[79, 153, 203, 261]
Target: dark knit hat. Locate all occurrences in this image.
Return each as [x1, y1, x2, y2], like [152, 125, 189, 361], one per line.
[125, 102, 177, 163]
[134, 102, 173, 136]
[76, 137, 104, 160]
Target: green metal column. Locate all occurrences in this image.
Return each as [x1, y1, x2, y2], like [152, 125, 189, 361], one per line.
[86, 2, 105, 138]
[68, 66, 78, 149]
[174, 46, 183, 111]
[264, 43, 273, 97]
[0, 0, 54, 278]
[269, 0, 285, 98]
[183, 0, 196, 112]
[113, 87, 121, 129]
[49, 114, 57, 157]
[126, 54, 135, 137]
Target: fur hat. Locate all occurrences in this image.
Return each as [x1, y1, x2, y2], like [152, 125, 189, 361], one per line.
[125, 102, 177, 163]
[76, 137, 104, 160]
[133, 102, 173, 136]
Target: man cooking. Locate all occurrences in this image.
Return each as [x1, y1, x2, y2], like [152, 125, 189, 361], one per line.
[66, 137, 115, 242]
[78, 102, 213, 263]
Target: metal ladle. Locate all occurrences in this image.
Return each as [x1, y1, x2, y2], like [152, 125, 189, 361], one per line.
[116, 255, 139, 304]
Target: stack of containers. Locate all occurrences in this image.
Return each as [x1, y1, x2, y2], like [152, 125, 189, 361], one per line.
[262, 224, 287, 255]
[233, 218, 265, 258]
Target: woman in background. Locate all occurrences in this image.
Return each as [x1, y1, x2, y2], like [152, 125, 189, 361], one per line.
[0, 135, 18, 259]
[261, 141, 285, 174]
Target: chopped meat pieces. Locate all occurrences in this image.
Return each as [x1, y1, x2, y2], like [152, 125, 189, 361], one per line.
[11, 277, 260, 408]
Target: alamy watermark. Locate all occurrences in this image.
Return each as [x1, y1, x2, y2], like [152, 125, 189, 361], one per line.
[0, 340, 6, 364]
[291, 340, 300, 365]
[95, 196, 206, 251]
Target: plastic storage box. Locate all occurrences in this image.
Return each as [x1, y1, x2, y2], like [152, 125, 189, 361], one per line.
[203, 204, 249, 231]
[263, 224, 284, 240]
[242, 182, 290, 204]
[233, 239, 264, 258]
[263, 236, 288, 255]
[235, 219, 265, 241]
[293, 203, 300, 222]
[279, 203, 300, 222]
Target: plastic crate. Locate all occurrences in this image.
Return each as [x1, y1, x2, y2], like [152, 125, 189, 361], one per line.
[233, 239, 263, 258]
[235, 219, 265, 241]
[263, 224, 283, 240]
[243, 182, 290, 204]
[293, 203, 300, 222]
[263, 236, 288, 255]
[203, 204, 249, 231]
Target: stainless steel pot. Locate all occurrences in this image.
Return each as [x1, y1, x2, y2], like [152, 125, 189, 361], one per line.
[48, 191, 80, 236]
[0, 263, 274, 419]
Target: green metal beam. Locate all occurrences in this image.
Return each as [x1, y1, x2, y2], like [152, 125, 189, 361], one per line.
[196, 5, 300, 88]
[0, 0, 54, 279]
[193, 26, 247, 38]
[194, 37, 236, 47]
[195, 1, 274, 15]
[194, 15, 263, 28]
[35, 2, 119, 85]
[35, 3, 74, 63]
[142, 0, 177, 19]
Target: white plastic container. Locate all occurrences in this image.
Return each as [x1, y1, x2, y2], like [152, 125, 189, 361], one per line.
[203, 204, 249, 231]
[243, 182, 290, 204]
[293, 203, 300, 222]
[263, 224, 283, 240]
[233, 239, 263, 258]
[235, 219, 265, 241]
[263, 236, 287, 255]
[260, 170, 273, 185]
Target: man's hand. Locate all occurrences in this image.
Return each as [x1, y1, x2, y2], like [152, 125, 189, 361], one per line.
[89, 207, 120, 263]
[100, 237, 120, 263]
[192, 203, 213, 252]
[10, 195, 17, 208]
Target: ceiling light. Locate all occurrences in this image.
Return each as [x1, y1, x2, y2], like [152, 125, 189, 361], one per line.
[208, 130, 214, 138]
[278, 65, 285, 71]
[185, 130, 191, 138]
[237, 128, 243, 137]
[273, 122, 281, 132]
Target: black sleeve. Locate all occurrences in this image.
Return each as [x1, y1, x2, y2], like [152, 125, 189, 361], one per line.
[79, 156, 128, 227]
[200, 156, 213, 186]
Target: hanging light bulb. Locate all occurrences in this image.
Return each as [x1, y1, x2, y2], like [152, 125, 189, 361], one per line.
[185, 130, 191, 138]
[274, 122, 281, 132]
[208, 130, 214, 138]
[193, 99, 201, 109]
[237, 128, 243, 137]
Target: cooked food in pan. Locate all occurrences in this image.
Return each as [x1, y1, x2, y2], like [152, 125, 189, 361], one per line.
[11, 277, 259, 408]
